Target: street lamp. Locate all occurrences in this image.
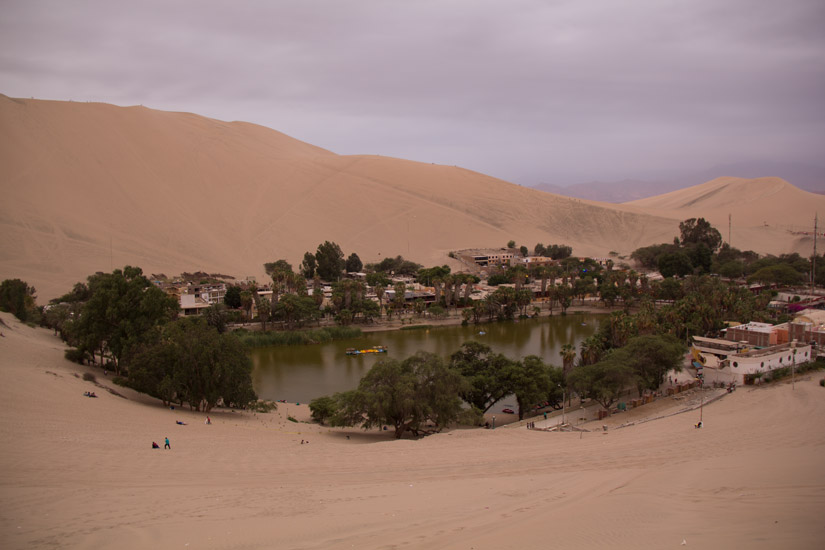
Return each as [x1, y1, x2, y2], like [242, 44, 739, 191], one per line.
[558, 383, 566, 426]
[492, 415, 496, 430]
[792, 342, 797, 390]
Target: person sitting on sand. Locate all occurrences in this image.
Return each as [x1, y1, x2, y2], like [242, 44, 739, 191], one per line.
[175, 420, 186, 425]
[695, 421, 703, 429]
[152, 442, 159, 449]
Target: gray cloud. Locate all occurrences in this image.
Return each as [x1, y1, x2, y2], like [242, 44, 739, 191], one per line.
[1, 0, 823, 185]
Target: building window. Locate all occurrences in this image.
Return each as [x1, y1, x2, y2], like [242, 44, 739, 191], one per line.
[760, 362, 764, 367]
[780, 357, 783, 363]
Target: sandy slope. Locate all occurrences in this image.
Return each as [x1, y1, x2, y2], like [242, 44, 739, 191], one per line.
[2, 97, 823, 300]
[0, 96, 672, 300]
[1, 311, 823, 549]
[628, 176, 825, 253]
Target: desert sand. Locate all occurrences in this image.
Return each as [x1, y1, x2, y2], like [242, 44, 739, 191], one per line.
[4, 96, 823, 301]
[1, 311, 823, 549]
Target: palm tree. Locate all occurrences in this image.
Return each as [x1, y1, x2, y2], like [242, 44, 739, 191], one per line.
[579, 336, 603, 366]
[560, 343, 576, 376]
[533, 265, 549, 298]
[509, 265, 529, 291]
[463, 274, 480, 302]
[240, 290, 253, 324]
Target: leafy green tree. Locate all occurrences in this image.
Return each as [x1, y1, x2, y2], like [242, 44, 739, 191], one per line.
[679, 217, 722, 251]
[554, 284, 573, 314]
[716, 260, 746, 279]
[510, 356, 555, 420]
[547, 244, 573, 260]
[519, 245, 529, 257]
[224, 285, 242, 309]
[273, 293, 321, 329]
[449, 342, 514, 412]
[50, 282, 91, 305]
[566, 356, 635, 411]
[308, 396, 337, 425]
[748, 264, 805, 286]
[316, 241, 345, 281]
[300, 252, 317, 279]
[686, 243, 713, 274]
[74, 266, 178, 373]
[205, 303, 229, 334]
[128, 318, 256, 411]
[631, 243, 679, 269]
[345, 253, 363, 273]
[507, 240, 516, 248]
[658, 251, 693, 278]
[365, 255, 422, 276]
[321, 352, 466, 438]
[0, 278, 37, 322]
[613, 334, 685, 396]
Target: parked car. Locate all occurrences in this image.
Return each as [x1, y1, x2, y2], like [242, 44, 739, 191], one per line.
[501, 408, 515, 414]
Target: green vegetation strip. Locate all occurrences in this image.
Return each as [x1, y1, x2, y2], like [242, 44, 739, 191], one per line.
[235, 326, 362, 348]
[400, 324, 432, 331]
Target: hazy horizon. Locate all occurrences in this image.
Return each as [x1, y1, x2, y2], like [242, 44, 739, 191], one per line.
[2, 0, 823, 187]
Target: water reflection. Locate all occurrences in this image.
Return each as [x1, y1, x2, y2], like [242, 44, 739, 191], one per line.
[250, 313, 599, 402]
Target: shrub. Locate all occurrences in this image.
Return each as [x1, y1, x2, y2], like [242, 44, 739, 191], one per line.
[64, 348, 88, 365]
[234, 326, 362, 348]
[309, 396, 336, 425]
[248, 400, 278, 413]
[820, 378, 824, 387]
[287, 416, 298, 423]
[82, 372, 96, 383]
[400, 324, 431, 331]
[112, 376, 127, 387]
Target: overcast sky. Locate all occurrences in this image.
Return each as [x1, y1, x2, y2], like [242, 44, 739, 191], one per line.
[2, 0, 824, 185]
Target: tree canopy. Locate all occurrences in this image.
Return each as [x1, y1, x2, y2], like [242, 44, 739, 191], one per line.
[73, 266, 179, 372]
[449, 341, 514, 412]
[315, 241, 345, 281]
[0, 278, 38, 322]
[128, 318, 256, 411]
[310, 352, 466, 438]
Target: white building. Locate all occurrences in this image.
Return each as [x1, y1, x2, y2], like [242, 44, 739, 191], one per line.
[694, 337, 812, 386]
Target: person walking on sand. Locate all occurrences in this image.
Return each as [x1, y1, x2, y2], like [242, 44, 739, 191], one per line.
[164, 437, 170, 449]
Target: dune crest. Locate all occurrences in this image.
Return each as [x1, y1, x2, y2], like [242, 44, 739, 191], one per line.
[1, 96, 821, 299]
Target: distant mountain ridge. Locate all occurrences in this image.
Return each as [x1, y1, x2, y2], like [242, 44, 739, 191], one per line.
[533, 161, 825, 203]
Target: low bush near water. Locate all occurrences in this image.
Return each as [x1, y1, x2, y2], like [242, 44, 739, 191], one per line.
[235, 326, 362, 348]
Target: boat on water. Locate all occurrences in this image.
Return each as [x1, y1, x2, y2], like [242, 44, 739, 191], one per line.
[345, 346, 388, 356]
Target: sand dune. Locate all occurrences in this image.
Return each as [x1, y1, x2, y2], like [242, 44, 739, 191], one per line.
[2, 96, 822, 300]
[628, 177, 825, 253]
[1, 311, 823, 549]
[0, 96, 673, 299]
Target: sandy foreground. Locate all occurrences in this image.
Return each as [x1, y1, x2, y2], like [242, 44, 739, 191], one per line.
[1, 312, 824, 549]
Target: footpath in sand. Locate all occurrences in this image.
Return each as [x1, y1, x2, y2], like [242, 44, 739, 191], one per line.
[1, 312, 824, 550]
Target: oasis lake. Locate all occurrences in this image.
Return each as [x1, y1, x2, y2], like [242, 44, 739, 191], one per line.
[250, 313, 600, 403]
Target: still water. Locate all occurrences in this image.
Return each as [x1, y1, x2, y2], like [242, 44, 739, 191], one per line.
[250, 313, 599, 402]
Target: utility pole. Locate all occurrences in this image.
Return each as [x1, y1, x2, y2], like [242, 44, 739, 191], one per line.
[728, 213, 732, 247]
[812, 214, 818, 297]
